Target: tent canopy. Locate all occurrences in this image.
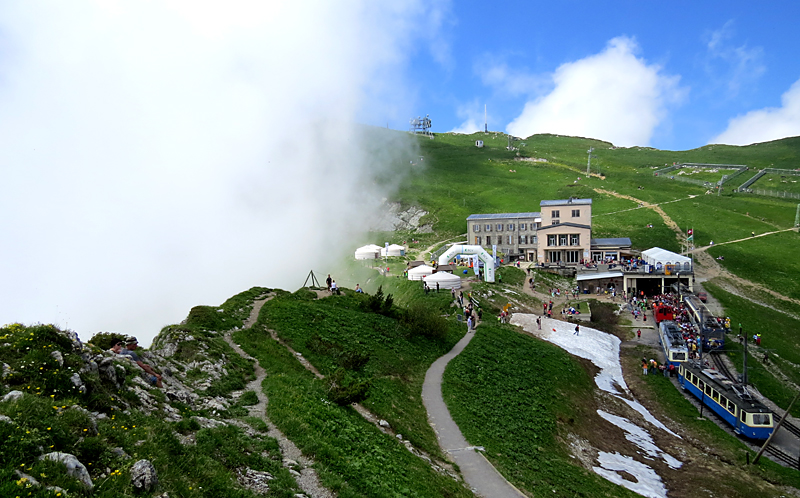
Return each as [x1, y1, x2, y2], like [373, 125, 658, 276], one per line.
[381, 244, 405, 257]
[407, 265, 434, 280]
[641, 247, 692, 269]
[423, 272, 461, 289]
[355, 244, 381, 260]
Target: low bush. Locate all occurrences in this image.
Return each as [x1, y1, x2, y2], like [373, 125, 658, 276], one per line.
[400, 302, 449, 341]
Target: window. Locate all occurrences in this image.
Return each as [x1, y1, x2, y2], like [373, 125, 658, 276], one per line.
[725, 399, 736, 414]
[572, 209, 580, 217]
[559, 234, 568, 246]
[520, 223, 527, 230]
[485, 224, 492, 231]
[486, 236, 491, 245]
[570, 234, 580, 246]
[475, 236, 481, 245]
[531, 236, 537, 244]
[551, 210, 560, 218]
[674, 352, 686, 361]
[740, 410, 746, 422]
[547, 235, 556, 246]
[509, 223, 515, 231]
[683, 262, 691, 271]
[519, 235, 528, 244]
[752, 413, 771, 426]
[507, 235, 513, 244]
[565, 250, 580, 263]
[473, 224, 480, 232]
[496, 223, 503, 231]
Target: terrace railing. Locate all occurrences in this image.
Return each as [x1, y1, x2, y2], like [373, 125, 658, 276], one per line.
[747, 189, 800, 200]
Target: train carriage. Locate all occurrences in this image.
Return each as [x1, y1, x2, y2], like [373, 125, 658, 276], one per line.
[684, 295, 726, 351]
[678, 361, 773, 439]
[652, 303, 674, 325]
[658, 320, 688, 367]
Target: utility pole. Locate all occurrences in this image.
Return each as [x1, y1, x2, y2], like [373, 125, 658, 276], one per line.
[484, 104, 488, 133]
[587, 147, 595, 176]
[795, 203, 799, 227]
[742, 324, 748, 386]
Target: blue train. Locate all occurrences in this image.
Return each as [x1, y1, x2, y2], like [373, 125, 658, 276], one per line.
[677, 361, 773, 439]
[683, 295, 726, 351]
[658, 320, 688, 367]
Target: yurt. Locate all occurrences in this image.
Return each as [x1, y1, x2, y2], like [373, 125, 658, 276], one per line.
[407, 265, 434, 281]
[381, 244, 406, 257]
[355, 244, 381, 260]
[423, 272, 462, 290]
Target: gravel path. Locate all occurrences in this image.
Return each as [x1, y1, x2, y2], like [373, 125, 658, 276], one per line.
[225, 295, 334, 498]
[422, 330, 527, 498]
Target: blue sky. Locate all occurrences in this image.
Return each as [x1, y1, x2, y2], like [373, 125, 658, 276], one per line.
[382, 1, 800, 150]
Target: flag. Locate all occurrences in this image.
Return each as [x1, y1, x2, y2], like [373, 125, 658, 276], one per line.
[687, 234, 693, 241]
[687, 228, 693, 235]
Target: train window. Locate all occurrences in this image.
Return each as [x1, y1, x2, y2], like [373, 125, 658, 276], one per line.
[752, 413, 771, 426]
[704, 384, 712, 397]
[712, 391, 720, 402]
[724, 398, 735, 414]
[740, 410, 746, 423]
[674, 352, 686, 361]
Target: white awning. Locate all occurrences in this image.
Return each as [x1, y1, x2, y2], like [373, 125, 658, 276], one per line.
[576, 271, 624, 282]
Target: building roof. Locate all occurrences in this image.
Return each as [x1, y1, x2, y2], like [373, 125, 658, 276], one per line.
[467, 212, 540, 220]
[641, 247, 692, 265]
[576, 271, 624, 282]
[537, 222, 591, 231]
[591, 237, 632, 248]
[540, 198, 592, 207]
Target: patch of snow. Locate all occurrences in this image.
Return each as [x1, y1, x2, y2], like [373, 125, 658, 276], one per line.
[598, 410, 682, 469]
[593, 452, 667, 498]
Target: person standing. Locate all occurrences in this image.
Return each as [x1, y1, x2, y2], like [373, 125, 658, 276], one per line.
[637, 329, 641, 340]
[536, 316, 541, 330]
[467, 315, 473, 333]
[574, 324, 580, 336]
[326, 274, 332, 291]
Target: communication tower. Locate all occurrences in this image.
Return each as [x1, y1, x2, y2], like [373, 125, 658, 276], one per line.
[409, 115, 432, 136]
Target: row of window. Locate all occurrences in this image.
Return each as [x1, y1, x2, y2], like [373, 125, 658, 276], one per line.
[474, 235, 538, 246]
[551, 209, 581, 218]
[681, 368, 771, 426]
[544, 249, 581, 263]
[546, 234, 581, 247]
[473, 222, 539, 232]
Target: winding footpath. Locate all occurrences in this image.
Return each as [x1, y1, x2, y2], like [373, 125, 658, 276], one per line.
[422, 331, 527, 498]
[224, 295, 334, 498]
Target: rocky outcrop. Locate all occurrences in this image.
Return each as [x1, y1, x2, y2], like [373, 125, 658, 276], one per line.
[39, 452, 93, 490]
[130, 459, 158, 492]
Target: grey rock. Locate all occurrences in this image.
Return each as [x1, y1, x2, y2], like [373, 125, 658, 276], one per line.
[0, 415, 12, 424]
[378, 419, 390, 428]
[49, 350, 64, 367]
[236, 467, 273, 495]
[1, 362, 10, 379]
[39, 452, 93, 490]
[2, 390, 23, 403]
[111, 447, 131, 460]
[69, 373, 83, 387]
[15, 470, 40, 486]
[130, 459, 158, 492]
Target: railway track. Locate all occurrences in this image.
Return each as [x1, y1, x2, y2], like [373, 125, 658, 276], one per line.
[764, 445, 799, 469]
[781, 419, 800, 439]
[709, 351, 736, 382]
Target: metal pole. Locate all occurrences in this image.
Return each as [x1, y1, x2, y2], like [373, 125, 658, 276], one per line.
[753, 392, 800, 464]
[743, 324, 748, 386]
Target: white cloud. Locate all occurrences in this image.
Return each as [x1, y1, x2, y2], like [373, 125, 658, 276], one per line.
[705, 21, 765, 96]
[710, 78, 800, 145]
[506, 37, 685, 147]
[479, 62, 548, 97]
[449, 100, 485, 134]
[0, 1, 437, 345]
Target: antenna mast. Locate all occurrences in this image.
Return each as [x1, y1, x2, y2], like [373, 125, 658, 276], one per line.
[484, 104, 488, 133]
[587, 147, 596, 175]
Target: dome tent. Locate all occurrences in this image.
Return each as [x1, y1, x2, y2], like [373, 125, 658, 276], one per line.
[355, 244, 381, 260]
[407, 265, 434, 280]
[423, 272, 461, 290]
[381, 244, 405, 257]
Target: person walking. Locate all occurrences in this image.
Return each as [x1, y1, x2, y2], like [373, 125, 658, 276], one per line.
[536, 316, 541, 330]
[467, 315, 473, 333]
[574, 324, 580, 336]
[637, 329, 641, 340]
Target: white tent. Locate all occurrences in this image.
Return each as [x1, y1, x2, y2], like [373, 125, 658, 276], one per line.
[641, 247, 692, 271]
[381, 244, 405, 257]
[407, 265, 434, 280]
[355, 244, 381, 260]
[423, 272, 462, 290]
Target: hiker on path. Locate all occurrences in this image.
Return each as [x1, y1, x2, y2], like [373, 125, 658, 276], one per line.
[574, 324, 580, 336]
[536, 316, 541, 330]
[326, 274, 332, 291]
[637, 329, 641, 339]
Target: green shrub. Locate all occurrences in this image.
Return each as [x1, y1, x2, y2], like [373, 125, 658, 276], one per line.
[400, 302, 449, 341]
[88, 331, 127, 350]
[326, 369, 370, 406]
[238, 390, 259, 406]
